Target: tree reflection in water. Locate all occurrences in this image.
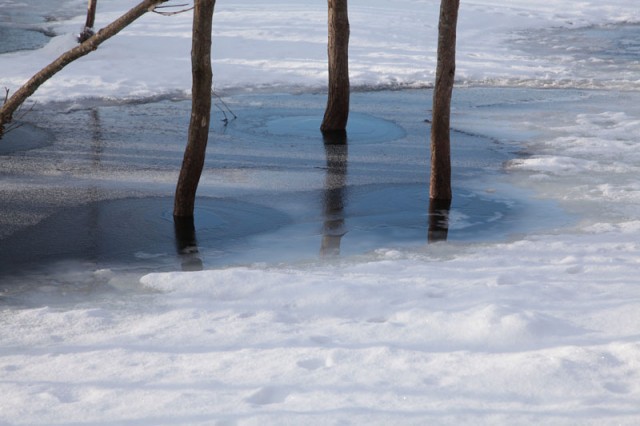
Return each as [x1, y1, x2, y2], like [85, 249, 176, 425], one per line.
[170, 130, 448, 266]
[428, 198, 451, 243]
[321, 131, 348, 257]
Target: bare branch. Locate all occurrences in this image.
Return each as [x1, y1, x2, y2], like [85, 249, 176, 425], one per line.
[4, 122, 24, 134]
[0, 89, 26, 136]
[0, 0, 169, 138]
[78, 0, 99, 42]
[15, 101, 37, 122]
[155, 2, 190, 8]
[213, 90, 237, 122]
[153, 3, 194, 16]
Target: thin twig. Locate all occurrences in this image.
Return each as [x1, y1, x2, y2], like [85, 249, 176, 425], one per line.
[212, 90, 237, 120]
[155, 2, 189, 8]
[152, 4, 193, 16]
[15, 101, 37, 121]
[1, 89, 31, 136]
[5, 122, 24, 133]
[214, 102, 229, 124]
[0, 101, 37, 135]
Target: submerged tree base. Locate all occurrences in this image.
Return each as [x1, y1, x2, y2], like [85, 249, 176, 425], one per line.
[428, 198, 452, 243]
[321, 129, 348, 145]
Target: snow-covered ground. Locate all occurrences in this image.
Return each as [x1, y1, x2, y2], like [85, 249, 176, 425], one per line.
[1, 0, 640, 424]
[2, 0, 640, 99]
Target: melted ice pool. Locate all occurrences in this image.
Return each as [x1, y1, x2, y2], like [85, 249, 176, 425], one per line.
[0, 89, 572, 282]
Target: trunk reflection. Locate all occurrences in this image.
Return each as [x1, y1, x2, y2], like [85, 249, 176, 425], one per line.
[321, 131, 348, 257]
[173, 215, 203, 271]
[428, 198, 451, 243]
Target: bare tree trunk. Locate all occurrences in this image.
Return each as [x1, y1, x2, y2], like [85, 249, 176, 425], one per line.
[173, 0, 215, 218]
[0, 0, 168, 138]
[320, 0, 350, 134]
[78, 0, 99, 43]
[430, 0, 460, 202]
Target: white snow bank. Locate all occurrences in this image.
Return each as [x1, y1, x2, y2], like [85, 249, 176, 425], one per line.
[2, 1, 640, 424]
[1, 0, 640, 102]
[505, 108, 640, 220]
[2, 222, 640, 424]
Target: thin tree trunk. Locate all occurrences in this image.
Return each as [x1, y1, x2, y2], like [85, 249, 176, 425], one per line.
[85, 0, 98, 29]
[173, 0, 215, 218]
[0, 0, 168, 138]
[79, 0, 99, 42]
[430, 0, 460, 201]
[320, 0, 350, 134]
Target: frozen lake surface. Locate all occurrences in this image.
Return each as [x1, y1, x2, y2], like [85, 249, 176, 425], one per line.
[512, 22, 640, 89]
[0, 89, 572, 286]
[2, 1, 640, 424]
[0, 0, 76, 53]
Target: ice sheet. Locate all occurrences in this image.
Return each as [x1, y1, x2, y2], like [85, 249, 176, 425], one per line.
[1, 1, 640, 424]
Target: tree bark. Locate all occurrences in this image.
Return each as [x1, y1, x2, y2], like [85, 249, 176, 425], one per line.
[430, 0, 460, 202]
[320, 0, 350, 134]
[173, 0, 215, 218]
[0, 0, 168, 138]
[79, 0, 99, 42]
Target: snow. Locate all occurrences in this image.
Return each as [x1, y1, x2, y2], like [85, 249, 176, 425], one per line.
[2, 0, 640, 424]
[2, 0, 640, 100]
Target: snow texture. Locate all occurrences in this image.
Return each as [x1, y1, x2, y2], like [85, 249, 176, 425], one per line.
[1, 0, 640, 424]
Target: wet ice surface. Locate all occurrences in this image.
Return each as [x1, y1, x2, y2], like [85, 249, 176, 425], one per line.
[0, 123, 52, 154]
[2, 2, 640, 423]
[0, 25, 50, 54]
[0, 89, 573, 290]
[512, 22, 640, 88]
[0, 0, 80, 53]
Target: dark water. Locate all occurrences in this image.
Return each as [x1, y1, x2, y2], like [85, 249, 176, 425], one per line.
[0, 89, 572, 282]
[0, 124, 52, 154]
[0, 26, 51, 54]
[0, 0, 80, 53]
[0, 197, 290, 276]
[0, 185, 520, 277]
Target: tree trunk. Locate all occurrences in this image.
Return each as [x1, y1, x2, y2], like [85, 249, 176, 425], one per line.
[173, 0, 215, 218]
[320, 0, 350, 134]
[430, 0, 460, 202]
[79, 0, 99, 43]
[0, 0, 168, 138]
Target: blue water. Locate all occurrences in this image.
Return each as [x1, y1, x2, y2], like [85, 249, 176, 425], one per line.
[0, 89, 575, 282]
[0, 0, 80, 53]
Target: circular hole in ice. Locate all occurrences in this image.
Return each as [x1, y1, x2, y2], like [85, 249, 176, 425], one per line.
[0, 197, 291, 275]
[265, 112, 406, 144]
